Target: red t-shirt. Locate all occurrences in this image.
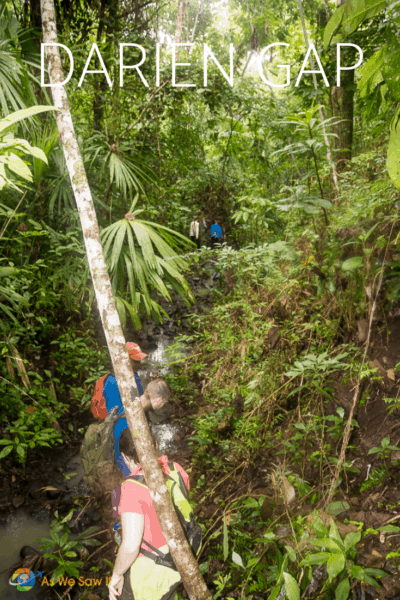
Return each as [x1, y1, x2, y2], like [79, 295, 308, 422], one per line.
[118, 456, 189, 556]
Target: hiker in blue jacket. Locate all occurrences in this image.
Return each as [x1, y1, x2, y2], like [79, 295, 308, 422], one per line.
[210, 220, 222, 249]
[103, 343, 146, 411]
[88, 343, 173, 479]
[103, 343, 148, 475]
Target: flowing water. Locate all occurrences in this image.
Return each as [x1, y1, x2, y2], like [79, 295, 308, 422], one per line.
[138, 336, 188, 450]
[0, 509, 50, 598]
[0, 334, 188, 597]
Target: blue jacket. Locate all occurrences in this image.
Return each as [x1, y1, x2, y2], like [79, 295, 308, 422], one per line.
[103, 373, 144, 476]
[211, 224, 222, 238]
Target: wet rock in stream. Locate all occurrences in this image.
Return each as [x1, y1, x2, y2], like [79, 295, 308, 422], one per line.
[20, 545, 41, 558]
[12, 496, 24, 508]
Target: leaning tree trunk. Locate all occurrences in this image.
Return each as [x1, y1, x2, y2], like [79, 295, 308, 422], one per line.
[40, 2, 211, 598]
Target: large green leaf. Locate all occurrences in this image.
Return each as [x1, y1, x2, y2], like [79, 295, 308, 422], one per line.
[329, 519, 345, 550]
[342, 256, 363, 271]
[363, 574, 382, 588]
[0, 444, 13, 459]
[324, 3, 345, 48]
[348, 564, 364, 580]
[0, 105, 57, 134]
[343, 530, 361, 550]
[310, 538, 343, 553]
[283, 572, 300, 600]
[300, 552, 331, 566]
[326, 501, 350, 516]
[6, 152, 32, 181]
[387, 106, 400, 189]
[9, 138, 48, 164]
[327, 552, 346, 581]
[232, 551, 244, 568]
[358, 45, 386, 98]
[0, 266, 16, 277]
[363, 567, 386, 578]
[342, 0, 385, 38]
[84, 132, 155, 197]
[335, 577, 350, 600]
[267, 585, 282, 600]
[387, 0, 400, 25]
[381, 34, 400, 101]
[325, 0, 385, 46]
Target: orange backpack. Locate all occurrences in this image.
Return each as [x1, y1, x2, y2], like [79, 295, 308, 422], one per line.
[91, 373, 111, 420]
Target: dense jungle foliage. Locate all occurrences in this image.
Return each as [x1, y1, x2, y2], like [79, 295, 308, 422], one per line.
[1, 0, 400, 598]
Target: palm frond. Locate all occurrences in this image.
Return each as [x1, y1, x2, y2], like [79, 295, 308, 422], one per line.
[101, 208, 193, 327]
[46, 151, 75, 216]
[83, 133, 156, 200]
[129, 221, 159, 271]
[30, 125, 59, 187]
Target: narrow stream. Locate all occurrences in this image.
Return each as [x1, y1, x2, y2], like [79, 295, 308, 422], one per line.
[0, 334, 188, 598]
[0, 510, 50, 599]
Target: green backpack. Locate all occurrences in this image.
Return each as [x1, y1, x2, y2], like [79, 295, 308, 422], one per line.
[127, 462, 202, 571]
[80, 408, 122, 493]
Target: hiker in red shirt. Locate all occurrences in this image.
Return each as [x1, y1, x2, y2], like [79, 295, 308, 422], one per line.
[108, 428, 190, 600]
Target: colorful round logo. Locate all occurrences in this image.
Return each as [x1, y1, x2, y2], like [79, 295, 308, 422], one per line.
[10, 568, 36, 591]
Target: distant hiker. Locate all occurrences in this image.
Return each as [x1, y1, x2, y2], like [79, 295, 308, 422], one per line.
[109, 428, 201, 600]
[189, 215, 201, 249]
[210, 220, 222, 249]
[81, 378, 173, 493]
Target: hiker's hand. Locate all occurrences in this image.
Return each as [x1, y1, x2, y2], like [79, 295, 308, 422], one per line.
[109, 573, 124, 600]
[105, 406, 122, 425]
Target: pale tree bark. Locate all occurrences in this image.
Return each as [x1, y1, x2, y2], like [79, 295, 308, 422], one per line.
[40, 2, 211, 598]
[241, 50, 253, 78]
[297, 0, 339, 191]
[190, 0, 204, 43]
[175, 0, 187, 44]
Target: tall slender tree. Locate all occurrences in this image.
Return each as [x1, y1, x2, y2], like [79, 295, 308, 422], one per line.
[40, 1, 211, 597]
[331, 0, 355, 170]
[297, 0, 339, 190]
[175, 0, 187, 43]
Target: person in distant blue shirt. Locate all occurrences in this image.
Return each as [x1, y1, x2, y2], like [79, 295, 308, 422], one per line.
[210, 220, 222, 249]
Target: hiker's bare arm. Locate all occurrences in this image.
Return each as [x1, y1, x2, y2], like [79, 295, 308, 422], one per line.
[113, 512, 144, 576]
[109, 513, 144, 600]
